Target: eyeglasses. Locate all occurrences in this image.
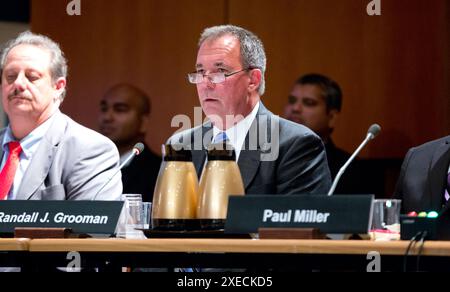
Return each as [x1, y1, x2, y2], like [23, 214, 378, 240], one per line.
[187, 68, 252, 84]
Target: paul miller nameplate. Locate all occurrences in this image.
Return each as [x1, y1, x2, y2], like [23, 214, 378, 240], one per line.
[225, 195, 374, 234]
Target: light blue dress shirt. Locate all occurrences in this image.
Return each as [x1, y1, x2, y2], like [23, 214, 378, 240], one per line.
[0, 114, 56, 200]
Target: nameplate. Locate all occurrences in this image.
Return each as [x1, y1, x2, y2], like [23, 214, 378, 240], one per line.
[225, 195, 374, 234]
[0, 201, 123, 235]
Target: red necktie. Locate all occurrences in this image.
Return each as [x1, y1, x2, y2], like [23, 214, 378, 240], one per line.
[0, 142, 22, 200]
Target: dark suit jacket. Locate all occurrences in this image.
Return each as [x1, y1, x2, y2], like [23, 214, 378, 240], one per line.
[325, 140, 350, 180]
[169, 103, 331, 195]
[326, 140, 358, 194]
[393, 135, 450, 213]
[122, 145, 161, 202]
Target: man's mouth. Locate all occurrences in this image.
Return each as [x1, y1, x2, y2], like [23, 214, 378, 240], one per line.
[8, 95, 31, 101]
[99, 126, 116, 134]
[202, 97, 220, 102]
[287, 115, 303, 124]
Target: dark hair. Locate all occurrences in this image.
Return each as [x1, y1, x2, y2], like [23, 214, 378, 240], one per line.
[296, 73, 342, 112]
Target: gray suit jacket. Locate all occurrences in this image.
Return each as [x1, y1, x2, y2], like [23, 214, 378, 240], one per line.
[394, 135, 450, 212]
[0, 111, 122, 201]
[169, 103, 331, 195]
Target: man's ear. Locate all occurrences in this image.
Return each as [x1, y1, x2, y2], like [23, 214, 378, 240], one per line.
[54, 77, 66, 100]
[328, 109, 339, 129]
[248, 69, 262, 92]
[139, 115, 149, 134]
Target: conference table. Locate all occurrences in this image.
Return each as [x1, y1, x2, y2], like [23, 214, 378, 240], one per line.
[0, 238, 30, 268]
[2, 238, 450, 271]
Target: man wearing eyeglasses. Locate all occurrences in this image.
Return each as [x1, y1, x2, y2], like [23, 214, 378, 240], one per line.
[171, 25, 331, 195]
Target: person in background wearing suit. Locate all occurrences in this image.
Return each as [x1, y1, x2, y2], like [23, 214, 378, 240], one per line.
[99, 84, 161, 202]
[283, 73, 362, 194]
[0, 31, 121, 200]
[170, 25, 331, 195]
[393, 136, 450, 213]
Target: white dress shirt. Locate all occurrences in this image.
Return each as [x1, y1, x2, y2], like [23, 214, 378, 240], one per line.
[211, 102, 260, 161]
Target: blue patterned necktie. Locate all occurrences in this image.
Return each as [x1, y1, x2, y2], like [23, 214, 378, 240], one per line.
[213, 132, 229, 144]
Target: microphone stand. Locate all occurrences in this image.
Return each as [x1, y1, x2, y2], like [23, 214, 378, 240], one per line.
[92, 144, 143, 201]
[327, 133, 375, 196]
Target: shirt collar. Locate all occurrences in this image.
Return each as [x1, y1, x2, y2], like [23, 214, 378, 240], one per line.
[2, 112, 57, 159]
[212, 101, 260, 148]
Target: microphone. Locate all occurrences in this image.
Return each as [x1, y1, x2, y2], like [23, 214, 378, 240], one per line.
[92, 142, 145, 200]
[327, 124, 381, 196]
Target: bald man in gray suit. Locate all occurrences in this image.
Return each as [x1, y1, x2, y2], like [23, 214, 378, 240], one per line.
[0, 31, 121, 201]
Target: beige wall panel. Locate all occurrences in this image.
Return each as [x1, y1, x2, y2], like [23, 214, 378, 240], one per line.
[229, 0, 449, 158]
[32, 0, 226, 153]
[30, 0, 449, 158]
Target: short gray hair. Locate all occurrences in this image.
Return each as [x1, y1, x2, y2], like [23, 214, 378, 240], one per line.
[199, 25, 267, 96]
[0, 31, 68, 101]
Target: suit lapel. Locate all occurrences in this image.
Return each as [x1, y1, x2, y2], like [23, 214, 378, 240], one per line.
[238, 148, 260, 190]
[194, 103, 270, 189]
[0, 128, 5, 162]
[192, 149, 207, 178]
[16, 111, 66, 200]
[237, 104, 272, 190]
[191, 123, 212, 178]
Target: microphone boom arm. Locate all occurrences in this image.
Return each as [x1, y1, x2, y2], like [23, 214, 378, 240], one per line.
[327, 133, 374, 196]
[92, 143, 144, 201]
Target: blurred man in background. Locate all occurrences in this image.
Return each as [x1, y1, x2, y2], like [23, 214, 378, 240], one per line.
[99, 84, 160, 202]
[284, 73, 362, 194]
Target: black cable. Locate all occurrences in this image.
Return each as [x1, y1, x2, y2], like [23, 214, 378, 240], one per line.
[403, 231, 422, 272]
[415, 231, 428, 272]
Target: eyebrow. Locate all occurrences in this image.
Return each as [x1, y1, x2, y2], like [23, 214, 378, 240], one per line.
[302, 96, 320, 101]
[113, 102, 130, 107]
[195, 62, 226, 69]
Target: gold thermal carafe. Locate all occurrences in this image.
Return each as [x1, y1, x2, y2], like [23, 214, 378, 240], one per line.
[151, 144, 199, 230]
[197, 143, 245, 229]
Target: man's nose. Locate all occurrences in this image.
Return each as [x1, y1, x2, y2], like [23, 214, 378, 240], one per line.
[198, 75, 216, 89]
[13, 74, 27, 92]
[100, 108, 114, 121]
[291, 101, 303, 113]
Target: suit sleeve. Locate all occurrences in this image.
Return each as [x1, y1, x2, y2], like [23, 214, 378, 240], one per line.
[277, 133, 332, 195]
[65, 138, 122, 201]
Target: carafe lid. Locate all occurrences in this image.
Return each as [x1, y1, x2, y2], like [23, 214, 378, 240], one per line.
[207, 143, 236, 161]
[163, 144, 193, 161]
